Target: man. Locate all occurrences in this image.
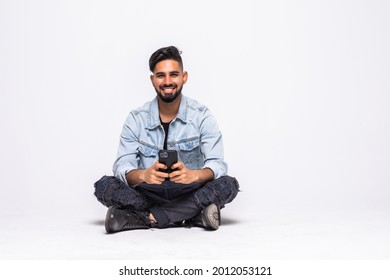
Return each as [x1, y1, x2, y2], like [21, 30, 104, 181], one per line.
[94, 46, 239, 233]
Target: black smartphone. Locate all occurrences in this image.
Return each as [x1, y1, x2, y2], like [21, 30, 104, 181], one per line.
[158, 150, 178, 173]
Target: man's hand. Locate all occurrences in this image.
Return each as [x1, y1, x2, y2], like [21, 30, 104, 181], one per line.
[143, 161, 170, 184]
[169, 162, 214, 184]
[126, 161, 214, 185]
[126, 161, 169, 185]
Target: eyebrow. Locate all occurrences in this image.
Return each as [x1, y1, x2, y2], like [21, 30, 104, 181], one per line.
[155, 71, 180, 76]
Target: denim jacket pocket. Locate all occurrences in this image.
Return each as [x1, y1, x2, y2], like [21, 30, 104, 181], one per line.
[178, 138, 201, 165]
[138, 142, 158, 158]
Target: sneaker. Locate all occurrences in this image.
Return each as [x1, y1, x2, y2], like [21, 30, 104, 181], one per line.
[187, 203, 221, 230]
[105, 206, 151, 233]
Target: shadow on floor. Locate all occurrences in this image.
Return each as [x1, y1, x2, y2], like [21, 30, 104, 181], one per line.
[88, 217, 240, 227]
[89, 220, 105, 226]
[221, 217, 240, 226]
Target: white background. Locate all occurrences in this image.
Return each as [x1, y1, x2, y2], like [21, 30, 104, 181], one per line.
[1, 0, 390, 261]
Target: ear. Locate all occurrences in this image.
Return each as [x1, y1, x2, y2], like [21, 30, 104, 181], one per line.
[183, 71, 188, 84]
[150, 74, 154, 83]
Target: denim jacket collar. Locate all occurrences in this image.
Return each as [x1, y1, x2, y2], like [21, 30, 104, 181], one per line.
[148, 95, 188, 129]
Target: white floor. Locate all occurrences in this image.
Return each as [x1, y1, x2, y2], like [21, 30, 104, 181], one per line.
[1, 0, 390, 265]
[1, 193, 389, 260]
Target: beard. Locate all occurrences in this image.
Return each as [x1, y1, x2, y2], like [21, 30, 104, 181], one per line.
[155, 84, 183, 103]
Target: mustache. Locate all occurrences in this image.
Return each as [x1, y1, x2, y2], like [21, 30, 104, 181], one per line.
[160, 84, 176, 89]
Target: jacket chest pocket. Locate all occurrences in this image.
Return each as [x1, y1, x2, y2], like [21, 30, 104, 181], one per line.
[178, 138, 201, 164]
[138, 143, 158, 169]
[138, 143, 158, 158]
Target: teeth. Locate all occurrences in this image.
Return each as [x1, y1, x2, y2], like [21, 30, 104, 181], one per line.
[162, 87, 175, 93]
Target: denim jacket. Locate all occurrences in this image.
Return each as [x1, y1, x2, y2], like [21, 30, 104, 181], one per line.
[113, 95, 228, 185]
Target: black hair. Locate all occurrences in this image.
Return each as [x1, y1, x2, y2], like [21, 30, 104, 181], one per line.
[149, 46, 183, 72]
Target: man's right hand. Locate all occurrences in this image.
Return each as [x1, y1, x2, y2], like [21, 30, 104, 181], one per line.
[126, 161, 169, 185]
[143, 161, 170, 184]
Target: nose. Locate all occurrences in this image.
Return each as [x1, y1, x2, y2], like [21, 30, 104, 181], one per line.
[163, 76, 172, 85]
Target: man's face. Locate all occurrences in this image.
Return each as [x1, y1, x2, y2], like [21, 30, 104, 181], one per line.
[150, 59, 188, 103]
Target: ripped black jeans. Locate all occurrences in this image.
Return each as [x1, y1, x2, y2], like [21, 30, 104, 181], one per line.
[94, 175, 239, 227]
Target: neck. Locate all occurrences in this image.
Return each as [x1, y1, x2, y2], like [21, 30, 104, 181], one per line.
[158, 94, 182, 123]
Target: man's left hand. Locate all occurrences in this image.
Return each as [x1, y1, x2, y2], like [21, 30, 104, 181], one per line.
[169, 162, 214, 184]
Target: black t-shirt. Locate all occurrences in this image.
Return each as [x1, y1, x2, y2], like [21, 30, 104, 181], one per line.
[160, 118, 171, 150]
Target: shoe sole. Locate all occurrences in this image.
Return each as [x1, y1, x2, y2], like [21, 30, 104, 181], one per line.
[202, 204, 220, 230]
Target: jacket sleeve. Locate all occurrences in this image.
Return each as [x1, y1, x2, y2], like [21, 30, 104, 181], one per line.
[112, 113, 140, 185]
[199, 108, 228, 179]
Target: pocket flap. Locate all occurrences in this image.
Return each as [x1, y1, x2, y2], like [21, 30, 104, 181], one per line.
[138, 143, 158, 157]
[178, 138, 200, 151]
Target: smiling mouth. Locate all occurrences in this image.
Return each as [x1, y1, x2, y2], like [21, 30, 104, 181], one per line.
[161, 86, 176, 94]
